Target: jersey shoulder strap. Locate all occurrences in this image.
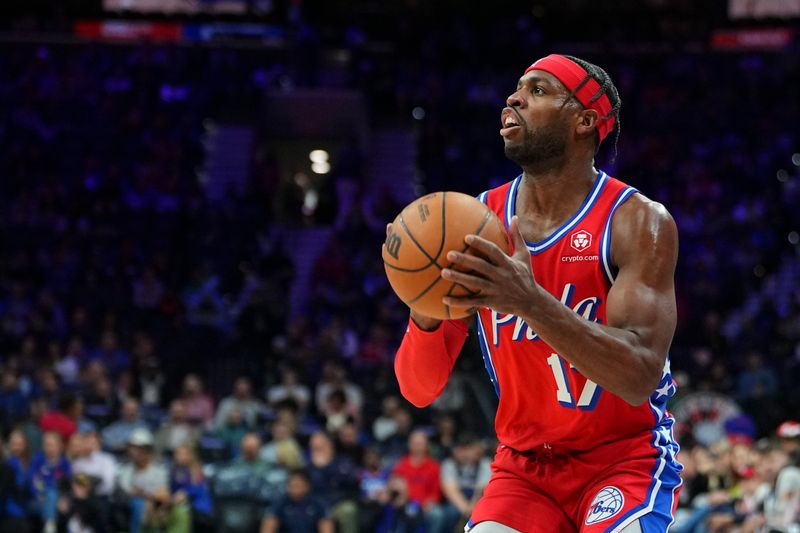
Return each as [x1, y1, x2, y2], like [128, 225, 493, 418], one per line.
[477, 177, 519, 223]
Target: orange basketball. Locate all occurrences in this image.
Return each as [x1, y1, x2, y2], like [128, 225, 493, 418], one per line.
[382, 191, 510, 320]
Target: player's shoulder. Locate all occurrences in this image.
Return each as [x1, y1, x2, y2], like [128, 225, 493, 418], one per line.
[611, 190, 678, 263]
[615, 190, 676, 233]
[476, 176, 519, 205]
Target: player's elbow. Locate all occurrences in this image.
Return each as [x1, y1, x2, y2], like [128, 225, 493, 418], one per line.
[621, 390, 652, 407]
[622, 357, 663, 406]
[397, 380, 438, 408]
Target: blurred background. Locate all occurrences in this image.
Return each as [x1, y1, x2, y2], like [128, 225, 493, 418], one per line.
[0, 1, 798, 532]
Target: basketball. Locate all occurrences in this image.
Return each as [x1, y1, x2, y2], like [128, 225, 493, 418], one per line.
[382, 191, 510, 320]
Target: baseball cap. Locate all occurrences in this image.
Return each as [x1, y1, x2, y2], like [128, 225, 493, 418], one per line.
[777, 421, 800, 439]
[128, 428, 154, 447]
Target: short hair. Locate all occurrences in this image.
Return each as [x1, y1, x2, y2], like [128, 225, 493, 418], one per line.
[562, 55, 622, 158]
[57, 392, 79, 413]
[287, 468, 311, 484]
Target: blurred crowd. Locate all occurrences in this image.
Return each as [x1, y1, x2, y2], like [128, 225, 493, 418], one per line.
[0, 5, 798, 533]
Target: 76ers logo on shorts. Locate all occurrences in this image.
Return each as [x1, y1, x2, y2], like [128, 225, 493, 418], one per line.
[585, 486, 624, 525]
[570, 230, 592, 253]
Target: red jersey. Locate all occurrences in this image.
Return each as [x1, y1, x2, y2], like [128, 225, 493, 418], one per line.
[392, 455, 442, 505]
[474, 171, 677, 452]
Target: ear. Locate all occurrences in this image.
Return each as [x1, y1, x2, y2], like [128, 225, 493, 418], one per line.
[575, 108, 599, 138]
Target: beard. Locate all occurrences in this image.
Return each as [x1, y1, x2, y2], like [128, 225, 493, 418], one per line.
[503, 119, 568, 169]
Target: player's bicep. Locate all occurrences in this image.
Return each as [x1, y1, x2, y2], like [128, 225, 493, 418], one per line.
[606, 196, 678, 356]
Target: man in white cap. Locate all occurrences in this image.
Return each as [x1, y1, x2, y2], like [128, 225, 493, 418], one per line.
[777, 420, 800, 456]
[116, 428, 168, 532]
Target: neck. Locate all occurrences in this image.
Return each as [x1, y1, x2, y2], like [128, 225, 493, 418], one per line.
[517, 156, 597, 222]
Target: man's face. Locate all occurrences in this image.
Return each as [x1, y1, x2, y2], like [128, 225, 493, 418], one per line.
[170, 401, 186, 422]
[123, 400, 139, 421]
[408, 431, 428, 456]
[501, 70, 576, 168]
[241, 435, 261, 461]
[234, 379, 250, 399]
[129, 445, 147, 465]
[43, 433, 63, 459]
[287, 475, 310, 500]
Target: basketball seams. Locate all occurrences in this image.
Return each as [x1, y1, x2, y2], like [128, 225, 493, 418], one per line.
[405, 209, 495, 310]
[389, 193, 448, 271]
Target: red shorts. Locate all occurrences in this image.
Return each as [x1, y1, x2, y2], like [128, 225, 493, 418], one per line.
[468, 430, 682, 533]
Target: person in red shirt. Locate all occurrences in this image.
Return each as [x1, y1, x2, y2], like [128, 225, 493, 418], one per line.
[38, 392, 81, 442]
[391, 54, 682, 532]
[391, 430, 447, 533]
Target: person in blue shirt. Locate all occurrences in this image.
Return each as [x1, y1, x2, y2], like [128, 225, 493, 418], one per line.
[169, 444, 213, 530]
[261, 469, 333, 533]
[4, 429, 33, 521]
[28, 431, 71, 530]
[0, 371, 29, 426]
[358, 446, 391, 532]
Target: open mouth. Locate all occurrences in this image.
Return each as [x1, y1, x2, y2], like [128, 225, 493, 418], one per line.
[500, 113, 522, 137]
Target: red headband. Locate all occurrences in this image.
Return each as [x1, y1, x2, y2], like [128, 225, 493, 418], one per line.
[524, 54, 616, 142]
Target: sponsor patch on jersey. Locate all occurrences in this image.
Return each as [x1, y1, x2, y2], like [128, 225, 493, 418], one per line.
[570, 229, 592, 252]
[585, 486, 625, 525]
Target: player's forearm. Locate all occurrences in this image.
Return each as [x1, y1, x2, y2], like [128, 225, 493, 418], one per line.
[522, 288, 664, 406]
[394, 316, 468, 407]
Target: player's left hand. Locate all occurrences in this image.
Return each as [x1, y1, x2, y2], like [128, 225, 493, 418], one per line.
[441, 215, 542, 316]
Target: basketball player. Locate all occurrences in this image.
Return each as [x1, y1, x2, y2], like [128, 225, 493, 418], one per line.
[391, 54, 682, 532]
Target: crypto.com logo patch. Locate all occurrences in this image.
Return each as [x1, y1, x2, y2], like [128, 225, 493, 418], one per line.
[570, 229, 592, 253]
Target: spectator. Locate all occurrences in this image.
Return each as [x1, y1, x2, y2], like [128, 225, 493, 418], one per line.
[336, 420, 364, 465]
[736, 351, 779, 403]
[38, 392, 81, 443]
[267, 367, 311, 413]
[55, 472, 107, 533]
[54, 338, 83, 387]
[169, 444, 212, 531]
[761, 439, 800, 530]
[372, 395, 400, 442]
[358, 446, 391, 532]
[4, 429, 33, 527]
[83, 376, 120, 429]
[392, 430, 446, 533]
[440, 433, 491, 532]
[226, 432, 271, 477]
[314, 363, 363, 420]
[141, 486, 191, 533]
[139, 357, 165, 410]
[28, 431, 71, 532]
[430, 413, 459, 461]
[307, 431, 359, 533]
[777, 420, 800, 455]
[154, 400, 199, 458]
[179, 375, 214, 428]
[260, 469, 333, 533]
[380, 408, 414, 467]
[375, 475, 424, 533]
[91, 331, 130, 379]
[260, 419, 303, 469]
[322, 389, 353, 433]
[71, 430, 117, 498]
[132, 267, 165, 311]
[209, 406, 246, 460]
[0, 370, 28, 427]
[33, 369, 60, 410]
[116, 428, 168, 533]
[115, 372, 138, 406]
[102, 398, 150, 454]
[213, 376, 264, 430]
